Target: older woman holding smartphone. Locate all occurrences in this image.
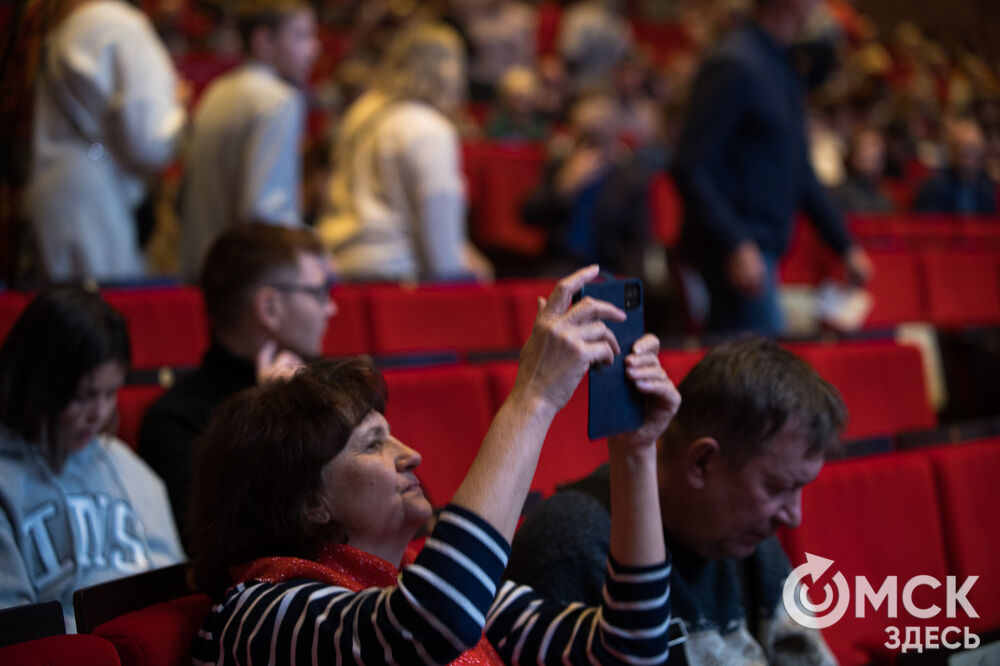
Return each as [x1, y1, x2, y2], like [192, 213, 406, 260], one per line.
[190, 265, 678, 665]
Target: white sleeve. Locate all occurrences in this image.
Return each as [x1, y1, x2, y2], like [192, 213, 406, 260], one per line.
[239, 94, 304, 226]
[398, 113, 467, 277]
[103, 12, 186, 170]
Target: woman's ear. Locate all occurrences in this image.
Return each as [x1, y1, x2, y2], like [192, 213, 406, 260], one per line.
[301, 494, 331, 527]
[684, 436, 720, 490]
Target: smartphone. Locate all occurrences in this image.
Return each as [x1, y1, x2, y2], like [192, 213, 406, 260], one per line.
[574, 276, 645, 440]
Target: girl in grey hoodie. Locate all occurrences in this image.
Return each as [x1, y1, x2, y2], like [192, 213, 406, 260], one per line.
[0, 287, 183, 631]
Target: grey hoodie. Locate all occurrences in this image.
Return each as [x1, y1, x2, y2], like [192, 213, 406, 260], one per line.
[0, 429, 184, 631]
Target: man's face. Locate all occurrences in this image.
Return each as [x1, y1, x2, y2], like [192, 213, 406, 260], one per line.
[685, 426, 825, 560]
[270, 252, 336, 358]
[270, 9, 320, 87]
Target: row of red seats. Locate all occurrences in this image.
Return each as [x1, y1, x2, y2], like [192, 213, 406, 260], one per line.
[782, 217, 1000, 328]
[780, 438, 1000, 664]
[117, 340, 935, 503]
[0, 279, 560, 370]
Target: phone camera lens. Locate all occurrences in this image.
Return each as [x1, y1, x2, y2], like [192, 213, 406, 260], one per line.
[624, 284, 639, 310]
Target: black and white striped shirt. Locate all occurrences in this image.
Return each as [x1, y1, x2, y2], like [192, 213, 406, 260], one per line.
[192, 504, 670, 665]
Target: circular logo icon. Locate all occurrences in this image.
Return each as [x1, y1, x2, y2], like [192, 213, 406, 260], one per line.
[783, 553, 851, 629]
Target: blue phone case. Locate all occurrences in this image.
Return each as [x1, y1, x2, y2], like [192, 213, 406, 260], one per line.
[575, 277, 645, 440]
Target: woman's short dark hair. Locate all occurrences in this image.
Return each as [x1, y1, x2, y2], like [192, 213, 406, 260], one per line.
[0, 287, 130, 471]
[189, 358, 387, 598]
[662, 338, 847, 468]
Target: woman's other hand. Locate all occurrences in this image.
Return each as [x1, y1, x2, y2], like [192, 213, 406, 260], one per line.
[609, 334, 681, 452]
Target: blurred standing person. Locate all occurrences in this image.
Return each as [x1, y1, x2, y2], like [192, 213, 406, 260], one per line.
[673, 0, 872, 336]
[455, 0, 537, 102]
[913, 117, 998, 214]
[521, 94, 650, 276]
[557, 0, 633, 95]
[179, 0, 320, 279]
[27, 0, 186, 283]
[319, 23, 493, 282]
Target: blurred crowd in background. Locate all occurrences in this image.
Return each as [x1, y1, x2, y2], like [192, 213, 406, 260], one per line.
[1, 0, 998, 288]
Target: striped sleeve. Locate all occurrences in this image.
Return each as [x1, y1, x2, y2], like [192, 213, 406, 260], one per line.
[484, 554, 671, 665]
[192, 504, 510, 666]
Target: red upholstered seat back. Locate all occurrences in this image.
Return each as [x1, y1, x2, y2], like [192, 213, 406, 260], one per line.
[323, 286, 371, 357]
[790, 341, 935, 439]
[383, 365, 495, 506]
[92, 594, 212, 666]
[0, 291, 29, 342]
[864, 251, 926, 327]
[658, 349, 705, 384]
[922, 250, 1000, 327]
[103, 288, 208, 369]
[462, 141, 547, 256]
[503, 279, 559, 345]
[370, 286, 517, 355]
[0, 634, 121, 666]
[928, 439, 1000, 633]
[487, 363, 607, 497]
[782, 452, 950, 665]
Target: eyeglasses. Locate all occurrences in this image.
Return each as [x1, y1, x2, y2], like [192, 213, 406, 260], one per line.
[268, 280, 334, 304]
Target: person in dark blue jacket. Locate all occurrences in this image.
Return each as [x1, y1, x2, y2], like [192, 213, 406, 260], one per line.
[673, 0, 872, 335]
[913, 118, 998, 215]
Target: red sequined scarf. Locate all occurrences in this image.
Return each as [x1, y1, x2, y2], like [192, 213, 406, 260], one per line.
[231, 543, 502, 665]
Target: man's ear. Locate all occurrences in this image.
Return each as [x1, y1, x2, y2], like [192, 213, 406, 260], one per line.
[684, 436, 720, 490]
[252, 286, 283, 334]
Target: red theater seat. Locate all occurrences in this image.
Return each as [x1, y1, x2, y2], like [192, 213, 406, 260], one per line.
[369, 285, 517, 354]
[780, 221, 833, 285]
[383, 365, 494, 506]
[658, 349, 704, 383]
[782, 451, 950, 665]
[0, 291, 29, 342]
[790, 341, 935, 439]
[116, 385, 164, 450]
[504, 278, 559, 345]
[887, 216, 964, 251]
[323, 286, 371, 357]
[487, 363, 606, 497]
[928, 439, 1000, 633]
[462, 141, 547, 256]
[863, 251, 926, 327]
[103, 288, 208, 369]
[0, 634, 121, 666]
[92, 594, 212, 666]
[922, 250, 1000, 327]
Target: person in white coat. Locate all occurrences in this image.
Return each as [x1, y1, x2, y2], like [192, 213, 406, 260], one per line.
[28, 0, 186, 283]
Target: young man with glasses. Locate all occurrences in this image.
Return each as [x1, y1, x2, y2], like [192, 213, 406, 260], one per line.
[139, 224, 335, 548]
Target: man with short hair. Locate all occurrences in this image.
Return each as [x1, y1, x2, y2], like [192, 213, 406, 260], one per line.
[139, 224, 335, 546]
[179, 0, 320, 277]
[673, 0, 872, 335]
[505, 338, 845, 664]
